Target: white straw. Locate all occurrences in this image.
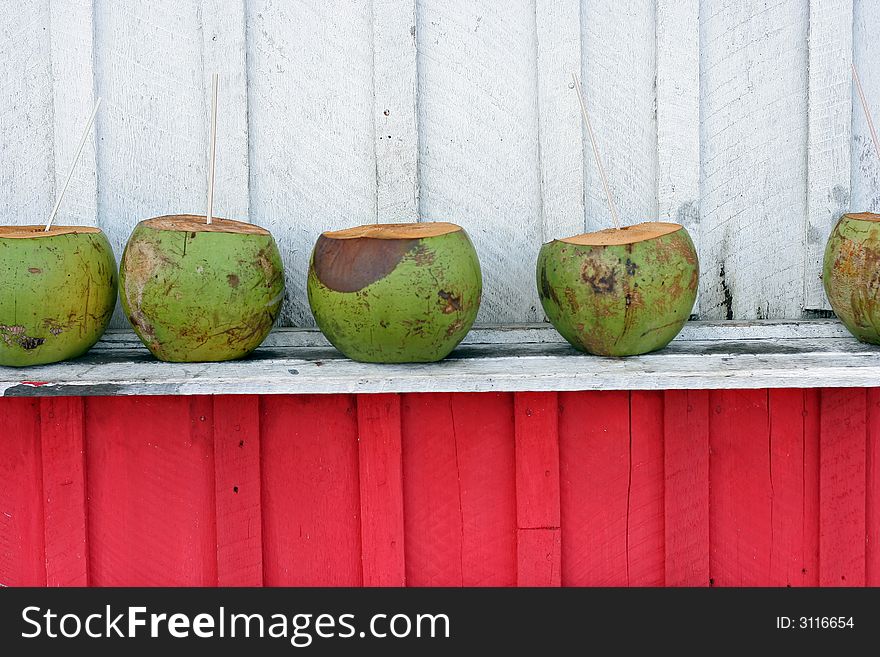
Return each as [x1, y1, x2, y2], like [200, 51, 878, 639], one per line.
[206, 73, 219, 225]
[45, 98, 102, 231]
[571, 73, 620, 229]
[852, 62, 880, 164]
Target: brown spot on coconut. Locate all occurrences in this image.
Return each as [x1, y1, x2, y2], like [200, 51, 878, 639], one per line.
[308, 222, 482, 363]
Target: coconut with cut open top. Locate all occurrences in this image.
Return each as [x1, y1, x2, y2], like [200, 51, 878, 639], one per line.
[823, 212, 880, 344]
[120, 214, 284, 362]
[537, 221, 698, 356]
[0, 225, 117, 367]
[307, 222, 482, 363]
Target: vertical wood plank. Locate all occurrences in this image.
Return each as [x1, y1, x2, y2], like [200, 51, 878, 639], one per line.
[852, 2, 880, 213]
[514, 391, 561, 586]
[49, 0, 99, 226]
[372, 0, 419, 223]
[417, 1, 542, 323]
[86, 396, 218, 586]
[768, 389, 820, 586]
[802, 388, 822, 586]
[357, 393, 406, 587]
[656, 0, 700, 314]
[819, 388, 867, 586]
[699, 1, 808, 319]
[534, 0, 585, 242]
[402, 392, 516, 586]
[261, 394, 362, 586]
[709, 389, 772, 586]
[663, 390, 709, 586]
[0, 399, 45, 587]
[200, 0, 250, 221]
[628, 390, 665, 586]
[39, 397, 88, 587]
[213, 394, 262, 587]
[867, 388, 880, 586]
[581, 0, 657, 231]
[247, 1, 376, 326]
[804, 0, 853, 310]
[559, 391, 629, 586]
[0, 1, 55, 225]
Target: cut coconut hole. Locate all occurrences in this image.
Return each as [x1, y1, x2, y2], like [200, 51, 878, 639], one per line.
[0, 225, 103, 239]
[142, 215, 270, 235]
[845, 212, 880, 222]
[558, 221, 682, 246]
[322, 222, 462, 240]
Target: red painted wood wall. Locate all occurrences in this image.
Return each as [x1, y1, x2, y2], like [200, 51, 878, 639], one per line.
[1, 389, 877, 587]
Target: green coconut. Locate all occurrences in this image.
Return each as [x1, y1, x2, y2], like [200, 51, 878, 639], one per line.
[307, 222, 482, 363]
[823, 212, 880, 344]
[0, 225, 117, 367]
[120, 215, 284, 362]
[537, 222, 698, 356]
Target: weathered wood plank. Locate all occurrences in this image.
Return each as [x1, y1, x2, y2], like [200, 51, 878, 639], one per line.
[852, 2, 880, 213]
[818, 388, 867, 586]
[804, 0, 852, 311]
[356, 393, 406, 586]
[663, 390, 709, 586]
[417, 1, 542, 323]
[39, 397, 89, 586]
[200, 0, 250, 221]
[516, 528, 561, 587]
[213, 394, 263, 586]
[246, 1, 376, 326]
[534, 0, 585, 242]
[868, 388, 880, 586]
[656, 0, 700, 314]
[581, 0, 657, 231]
[372, 0, 419, 223]
[699, 1, 809, 319]
[49, 0, 99, 226]
[0, 1, 55, 225]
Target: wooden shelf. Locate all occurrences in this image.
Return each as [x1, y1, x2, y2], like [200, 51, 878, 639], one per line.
[1, 320, 877, 397]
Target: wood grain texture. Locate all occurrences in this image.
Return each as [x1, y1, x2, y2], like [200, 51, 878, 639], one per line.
[417, 0, 542, 323]
[372, 0, 419, 223]
[534, 0, 585, 242]
[699, 0, 808, 320]
[628, 390, 665, 586]
[517, 528, 561, 587]
[581, 0, 657, 231]
[0, 399, 45, 586]
[818, 388, 866, 586]
[356, 393, 406, 586]
[852, 1, 880, 213]
[868, 388, 880, 586]
[402, 392, 516, 586]
[768, 389, 819, 586]
[0, 1, 55, 226]
[656, 0, 700, 314]
[559, 390, 630, 586]
[85, 396, 218, 586]
[709, 389, 772, 586]
[804, 0, 852, 310]
[49, 0, 98, 227]
[260, 394, 362, 586]
[663, 389, 709, 586]
[246, 1, 376, 326]
[200, 0, 250, 222]
[212, 394, 262, 586]
[39, 397, 89, 586]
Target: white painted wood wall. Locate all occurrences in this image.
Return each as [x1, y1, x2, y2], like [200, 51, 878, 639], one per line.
[1, 0, 878, 326]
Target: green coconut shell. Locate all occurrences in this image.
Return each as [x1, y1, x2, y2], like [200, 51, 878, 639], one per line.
[0, 225, 117, 367]
[823, 212, 880, 344]
[307, 222, 482, 363]
[537, 222, 698, 356]
[120, 215, 285, 362]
